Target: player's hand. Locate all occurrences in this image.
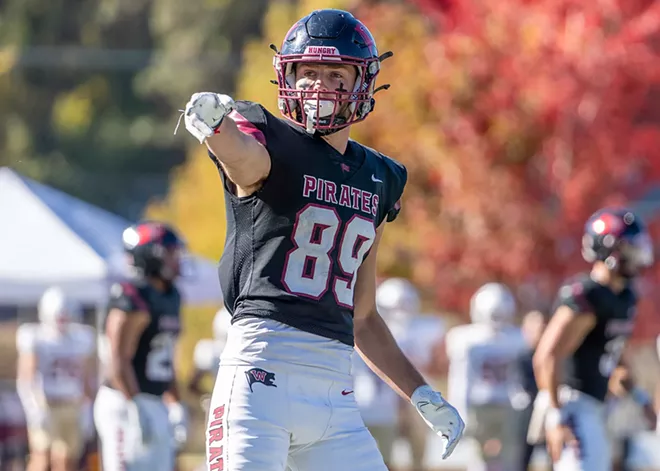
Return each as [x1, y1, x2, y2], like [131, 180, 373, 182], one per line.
[411, 385, 465, 459]
[545, 424, 578, 462]
[179, 92, 235, 143]
[127, 397, 153, 445]
[167, 402, 189, 448]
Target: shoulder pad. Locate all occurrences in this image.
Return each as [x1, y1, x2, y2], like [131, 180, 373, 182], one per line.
[108, 281, 149, 314]
[555, 274, 598, 314]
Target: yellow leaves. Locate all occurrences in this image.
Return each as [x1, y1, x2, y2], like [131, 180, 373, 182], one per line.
[52, 92, 93, 137]
[145, 146, 226, 260]
[0, 46, 17, 76]
[52, 77, 109, 137]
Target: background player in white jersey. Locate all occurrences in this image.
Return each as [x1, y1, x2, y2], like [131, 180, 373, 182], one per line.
[188, 307, 231, 407]
[94, 221, 187, 471]
[445, 282, 529, 471]
[181, 8, 464, 471]
[16, 287, 96, 471]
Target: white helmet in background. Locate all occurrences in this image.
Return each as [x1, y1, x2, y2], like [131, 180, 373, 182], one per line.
[470, 282, 516, 326]
[38, 287, 81, 332]
[376, 278, 421, 328]
[213, 307, 232, 341]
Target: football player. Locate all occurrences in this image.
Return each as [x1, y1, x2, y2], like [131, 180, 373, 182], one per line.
[180, 8, 464, 471]
[517, 310, 547, 471]
[16, 287, 96, 471]
[532, 208, 654, 471]
[93, 222, 188, 471]
[445, 282, 529, 471]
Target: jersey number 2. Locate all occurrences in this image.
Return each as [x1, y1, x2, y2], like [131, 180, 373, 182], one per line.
[146, 333, 175, 382]
[283, 204, 376, 308]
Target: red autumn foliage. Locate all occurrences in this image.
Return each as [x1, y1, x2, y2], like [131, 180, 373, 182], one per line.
[355, 0, 660, 339]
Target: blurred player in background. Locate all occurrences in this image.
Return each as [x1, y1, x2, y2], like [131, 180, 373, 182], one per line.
[517, 310, 546, 470]
[94, 222, 188, 471]
[532, 208, 654, 471]
[0, 388, 27, 471]
[16, 287, 96, 471]
[445, 282, 529, 471]
[606, 364, 657, 471]
[188, 307, 231, 409]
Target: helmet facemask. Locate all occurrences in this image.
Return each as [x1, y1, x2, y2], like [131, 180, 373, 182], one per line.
[273, 48, 388, 136]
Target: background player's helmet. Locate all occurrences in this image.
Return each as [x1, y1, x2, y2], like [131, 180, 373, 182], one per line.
[469, 282, 517, 326]
[376, 278, 421, 320]
[581, 208, 654, 278]
[273, 9, 390, 135]
[213, 307, 231, 341]
[122, 221, 185, 281]
[38, 286, 81, 333]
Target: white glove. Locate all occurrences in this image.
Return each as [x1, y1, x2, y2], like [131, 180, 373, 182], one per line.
[180, 92, 235, 143]
[126, 397, 152, 445]
[411, 385, 465, 459]
[168, 401, 189, 449]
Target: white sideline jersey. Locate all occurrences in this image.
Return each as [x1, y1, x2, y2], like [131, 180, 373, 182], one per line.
[446, 323, 528, 417]
[16, 323, 95, 401]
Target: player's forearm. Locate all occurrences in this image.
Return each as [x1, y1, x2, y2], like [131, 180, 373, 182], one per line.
[354, 311, 426, 400]
[533, 352, 561, 408]
[84, 359, 98, 400]
[111, 361, 140, 399]
[206, 118, 269, 189]
[163, 381, 180, 405]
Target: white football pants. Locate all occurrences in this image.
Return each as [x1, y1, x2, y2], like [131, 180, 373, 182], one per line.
[205, 317, 388, 471]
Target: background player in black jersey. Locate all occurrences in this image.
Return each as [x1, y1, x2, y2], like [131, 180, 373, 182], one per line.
[531, 207, 654, 471]
[94, 221, 188, 471]
[180, 8, 464, 471]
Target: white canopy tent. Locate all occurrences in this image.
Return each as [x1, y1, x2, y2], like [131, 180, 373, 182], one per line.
[0, 167, 223, 307]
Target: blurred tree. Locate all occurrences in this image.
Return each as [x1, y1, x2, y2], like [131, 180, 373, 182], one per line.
[0, 0, 267, 220]
[351, 0, 660, 332]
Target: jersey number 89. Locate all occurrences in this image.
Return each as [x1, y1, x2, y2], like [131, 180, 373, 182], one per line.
[283, 204, 376, 308]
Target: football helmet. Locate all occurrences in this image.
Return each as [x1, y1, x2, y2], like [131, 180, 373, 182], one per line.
[272, 9, 392, 135]
[469, 282, 516, 326]
[122, 221, 186, 281]
[581, 208, 654, 278]
[38, 286, 81, 333]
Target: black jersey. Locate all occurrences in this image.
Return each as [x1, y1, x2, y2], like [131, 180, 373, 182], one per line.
[213, 101, 407, 346]
[554, 274, 637, 402]
[106, 281, 182, 396]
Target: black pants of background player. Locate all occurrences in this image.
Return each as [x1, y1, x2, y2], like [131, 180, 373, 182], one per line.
[613, 437, 633, 471]
[522, 441, 542, 471]
[520, 403, 543, 471]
